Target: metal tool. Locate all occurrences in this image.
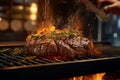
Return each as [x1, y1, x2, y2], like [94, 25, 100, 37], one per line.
[82, 0, 110, 21]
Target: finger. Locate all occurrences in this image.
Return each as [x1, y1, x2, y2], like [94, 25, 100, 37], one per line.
[97, 0, 115, 9]
[104, 4, 115, 11]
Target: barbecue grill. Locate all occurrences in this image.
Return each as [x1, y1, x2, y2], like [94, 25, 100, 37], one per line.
[0, 42, 120, 80]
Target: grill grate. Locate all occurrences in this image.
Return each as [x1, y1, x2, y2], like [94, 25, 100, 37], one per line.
[0, 43, 120, 80]
[0, 42, 119, 69]
[0, 52, 59, 68]
[0, 51, 119, 68]
[0, 48, 109, 68]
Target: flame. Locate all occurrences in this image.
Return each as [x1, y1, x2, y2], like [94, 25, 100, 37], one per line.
[69, 73, 105, 80]
[88, 29, 101, 55]
[92, 73, 105, 80]
[26, 24, 63, 42]
[36, 25, 55, 35]
[68, 12, 83, 31]
[89, 29, 94, 49]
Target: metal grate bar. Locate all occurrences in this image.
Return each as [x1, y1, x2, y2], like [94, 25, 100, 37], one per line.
[4, 53, 37, 65]
[38, 57, 56, 63]
[0, 58, 14, 66]
[25, 60, 41, 64]
[0, 52, 58, 67]
[8, 53, 24, 59]
[0, 54, 22, 66]
[34, 58, 50, 64]
[0, 53, 21, 61]
[19, 60, 34, 65]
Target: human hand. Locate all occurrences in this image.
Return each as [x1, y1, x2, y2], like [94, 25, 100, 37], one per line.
[97, 0, 120, 14]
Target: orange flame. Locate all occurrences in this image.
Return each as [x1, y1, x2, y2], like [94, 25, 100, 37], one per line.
[89, 30, 101, 55]
[69, 73, 105, 80]
[37, 25, 55, 35]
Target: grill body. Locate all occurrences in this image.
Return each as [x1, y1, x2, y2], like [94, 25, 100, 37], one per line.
[0, 42, 120, 80]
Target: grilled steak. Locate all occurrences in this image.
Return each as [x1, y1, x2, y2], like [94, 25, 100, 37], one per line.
[26, 30, 94, 60]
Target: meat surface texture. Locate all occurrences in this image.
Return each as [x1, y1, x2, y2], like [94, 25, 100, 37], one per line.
[26, 36, 92, 60]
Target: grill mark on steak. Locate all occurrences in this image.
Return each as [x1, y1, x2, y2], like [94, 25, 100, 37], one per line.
[26, 33, 96, 60]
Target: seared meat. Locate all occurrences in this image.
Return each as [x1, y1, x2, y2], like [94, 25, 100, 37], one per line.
[25, 28, 97, 60]
[26, 39, 57, 57]
[26, 35, 91, 59]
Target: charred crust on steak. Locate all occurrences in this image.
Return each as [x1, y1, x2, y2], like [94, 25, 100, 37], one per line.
[26, 30, 98, 60]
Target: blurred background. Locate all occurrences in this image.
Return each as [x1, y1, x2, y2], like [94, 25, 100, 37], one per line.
[0, 0, 38, 41]
[0, 0, 119, 46]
